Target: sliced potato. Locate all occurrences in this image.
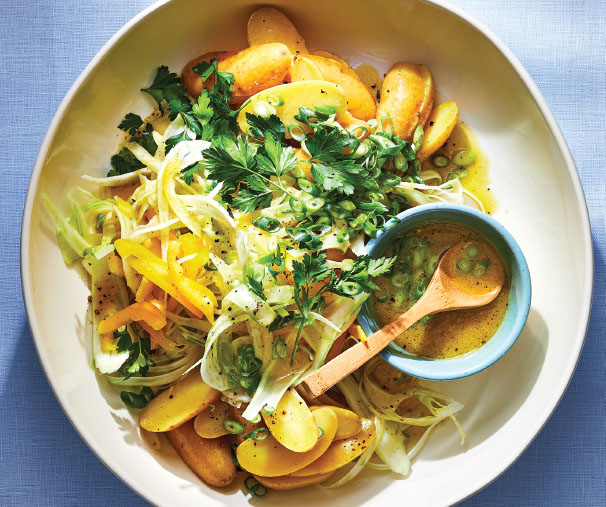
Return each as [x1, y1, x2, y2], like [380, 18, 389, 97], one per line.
[307, 55, 377, 121]
[310, 50, 356, 76]
[416, 101, 459, 162]
[236, 81, 348, 138]
[337, 111, 371, 140]
[236, 407, 337, 477]
[310, 405, 362, 440]
[291, 418, 376, 477]
[247, 7, 308, 55]
[165, 419, 236, 487]
[139, 370, 220, 432]
[263, 387, 317, 452]
[377, 62, 434, 141]
[289, 56, 323, 81]
[182, 43, 291, 102]
[254, 471, 334, 490]
[194, 400, 233, 439]
[231, 404, 264, 444]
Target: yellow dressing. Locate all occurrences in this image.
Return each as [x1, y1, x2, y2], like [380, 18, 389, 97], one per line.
[372, 223, 509, 359]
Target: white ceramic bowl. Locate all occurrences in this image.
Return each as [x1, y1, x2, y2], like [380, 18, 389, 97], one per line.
[21, 1, 592, 505]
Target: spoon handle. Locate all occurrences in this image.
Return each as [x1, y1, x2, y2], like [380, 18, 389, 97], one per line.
[301, 298, 432, 398]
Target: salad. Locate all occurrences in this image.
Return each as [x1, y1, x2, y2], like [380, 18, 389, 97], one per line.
[46, 7, 487, 495]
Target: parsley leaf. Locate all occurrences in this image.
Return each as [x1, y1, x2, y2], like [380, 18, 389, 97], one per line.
[305, 126, 355, 163]
[232, 187, 273, 213]
[247, 276, 267, 301]
[246, 113, 285, 141]
[120, 386, 154, 409]
[108, 148, 144, 177]
[112, 328, 155, 383]
[141, 65, 188, 107]
[182, 161, 203, 185]
[132, 123, 158, 156]
[192, 90, 214, 126]
[118, 113, 144, 135]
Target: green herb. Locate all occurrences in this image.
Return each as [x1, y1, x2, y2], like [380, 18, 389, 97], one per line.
[247, 276, 267, 301]
[181, 161, 203, 185]
[107, 147, 144, 177]
[224, 420, 244, 434]
[118, 113, 144, 135]
[141, 65, 188, 107]
[223, 344, 263, 396]
[120, 386, 153, 409]
[112, 328, 155, 382]
[246, 113, 285, 141]
[132, 123, 158, 156]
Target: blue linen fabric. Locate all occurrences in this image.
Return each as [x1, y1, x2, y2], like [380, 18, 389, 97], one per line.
[1, 0, 604, 505]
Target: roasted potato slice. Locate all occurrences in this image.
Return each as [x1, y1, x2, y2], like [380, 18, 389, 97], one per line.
[182, 43, 291, 102]
[166, 419, 236, 487]
[237, 81, 348, 138]
[291, 417, 376, 477]
[263, 387, 317, 452]
[307, 55, 377, 121]
[247, 7, 308, 55]
[139, 370, 220, 432]
[236, 407, 337, 477]
[416, 101, 459, 162]
[253, 471, 334, 490]
[194, 400, 233, 439]
[310, 405, 362, 440]
[377, 62, 434, 141]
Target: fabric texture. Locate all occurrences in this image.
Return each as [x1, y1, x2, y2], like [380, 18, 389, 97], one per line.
[0, 0, 604, 505]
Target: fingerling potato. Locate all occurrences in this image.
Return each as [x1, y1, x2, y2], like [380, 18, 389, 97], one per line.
[253, 471, 334, 490]
[307, 55, 377, 121]
[416, 101, 459, 162]
[291, 417, 376, 477]
[310, 50, 355, 75]
[236, 407, 337, 477]
[289, 57, 323, 82]
[263, 387, 317, 452]
[194, 400, 233, 438]
[182, 43, 291, 102]
[310, 405, 362, 440]
[377, 62, 434, 141]
[140, 370, 220, 432]
[165, 419, 236, 487]
[247, 7, 308, 55]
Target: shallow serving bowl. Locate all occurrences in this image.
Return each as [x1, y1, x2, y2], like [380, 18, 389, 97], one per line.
[21, 0, 592, 506]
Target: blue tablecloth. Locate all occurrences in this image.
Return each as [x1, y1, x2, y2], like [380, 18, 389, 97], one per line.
[1, 1, 604, 505]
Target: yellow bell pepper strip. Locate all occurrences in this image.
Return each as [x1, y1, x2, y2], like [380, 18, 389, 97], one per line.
[139, 321, 176, 351]
[167, 241, 216, 324]
[114, 239, 203, 319]
[114, 196, 133, 219]
[98, 301, 167, 335]
[101, 332, 118, 353]
[107, 252, 125, 277]
[179, 233, 209, 280]
[135, 277, 156, 303]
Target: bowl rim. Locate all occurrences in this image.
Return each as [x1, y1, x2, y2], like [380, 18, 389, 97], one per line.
[19, 0, 594, 505]
[358, 202, 532, 380]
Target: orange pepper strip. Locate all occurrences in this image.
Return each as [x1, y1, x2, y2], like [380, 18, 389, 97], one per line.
[135, 277, 156, 302]
[114, 239, 203, 319]
[139, 321, 175, 351]
[166, 296, 181, 313]
[167, 242, 216, 324]
[98, 301, 166, 335]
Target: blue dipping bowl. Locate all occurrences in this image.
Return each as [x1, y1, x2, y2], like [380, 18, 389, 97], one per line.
[358, 203, 531, 380]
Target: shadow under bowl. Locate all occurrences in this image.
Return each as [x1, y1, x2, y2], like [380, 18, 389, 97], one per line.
[358, 203, 532, 380]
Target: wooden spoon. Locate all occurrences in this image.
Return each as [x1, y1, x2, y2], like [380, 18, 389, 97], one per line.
[301, 242, 504, 398]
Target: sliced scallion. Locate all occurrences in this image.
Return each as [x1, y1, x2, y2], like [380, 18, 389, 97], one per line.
[253, 216, 281, 233]
[340, 281, 363, 296]
[272, 338, 287, 360]
[464, 244, 479, 259]
[432, 154, 450, 168]
[457, 258, 472, 273]
[223, 420, 244, 435]
[297, 178, 320, 196]
[288, 123, 306, 141]
[252, 100, 276, 118]
[266, 93, 284, 107]
[453, 149, 476, 167]
[250, 428, 270, 441]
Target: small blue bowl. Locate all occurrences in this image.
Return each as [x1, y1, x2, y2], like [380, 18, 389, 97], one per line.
[358, 203, 531, 380]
